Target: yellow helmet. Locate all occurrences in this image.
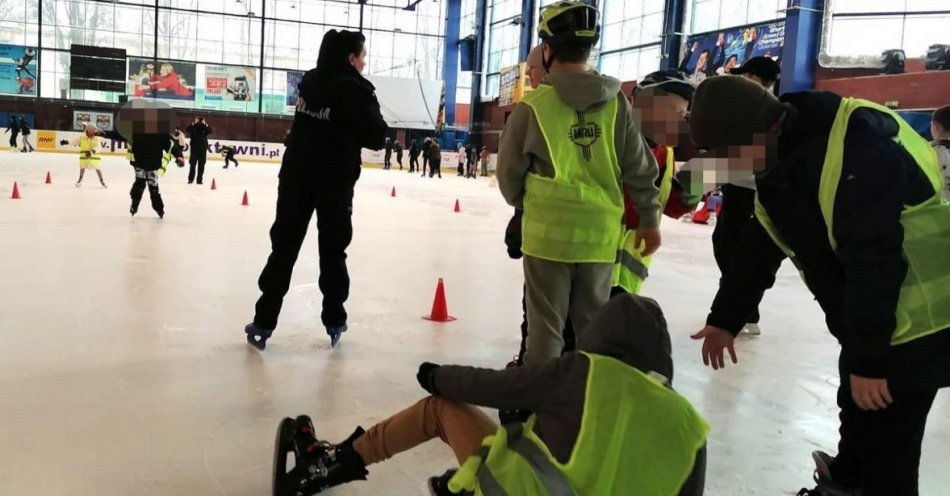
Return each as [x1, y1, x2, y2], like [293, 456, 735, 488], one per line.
[537, 1, 600, 47]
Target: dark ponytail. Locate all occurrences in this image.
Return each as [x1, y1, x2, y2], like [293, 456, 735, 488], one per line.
[316, 29, 365, 73]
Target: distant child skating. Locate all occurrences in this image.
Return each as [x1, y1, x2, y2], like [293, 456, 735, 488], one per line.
[171, 127, 186, 167]
[75, 124, 107, 188]
[221, 145, 239, 169]
[427, 139, 442, 178]
[457, 145, 466, 176]
[479, 146, 490, 177]
[18, 116, 34, 152]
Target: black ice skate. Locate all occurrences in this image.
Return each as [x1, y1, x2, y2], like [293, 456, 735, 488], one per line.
[326, 323, 347, 348]
[273, 416, 368, 496]
[797, 451, 862, 496]
[245, 323, 273, 350]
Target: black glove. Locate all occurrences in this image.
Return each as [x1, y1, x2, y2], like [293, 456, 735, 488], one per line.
[416, 362, 441, 395]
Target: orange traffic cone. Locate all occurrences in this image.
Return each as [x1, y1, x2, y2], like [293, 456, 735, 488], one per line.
[211, 178, 217, 190]
[391, 186, 396, 197]
[45, 171, 52, 184]
[241, 190, 249, 206]
[10, 181, 21, 199]
[422, 278, 456, 322]
[453, 199, 461, 213]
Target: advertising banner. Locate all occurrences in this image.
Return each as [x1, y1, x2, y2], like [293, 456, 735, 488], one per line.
[128, 58, 197, 101]
[680, 20, 785, 85]
[286, 70, 304, 107]
[205, 65, 256, 101]
[0, 44, 38, 96]
[73, 110, 114, 131]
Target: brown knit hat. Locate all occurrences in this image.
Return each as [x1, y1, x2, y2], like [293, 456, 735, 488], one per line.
[689, 75, 785, 151]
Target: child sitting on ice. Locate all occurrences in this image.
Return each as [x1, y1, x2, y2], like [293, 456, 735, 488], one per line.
[271, 294, 708, 496]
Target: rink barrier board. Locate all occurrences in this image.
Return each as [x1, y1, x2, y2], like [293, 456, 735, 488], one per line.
[15, 130, 497, 169]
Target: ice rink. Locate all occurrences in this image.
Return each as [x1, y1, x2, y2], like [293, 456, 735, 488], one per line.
[0, 151, 948, 496]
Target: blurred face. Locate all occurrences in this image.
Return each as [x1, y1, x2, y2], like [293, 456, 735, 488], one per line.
[160, 64, 171, 76]
[685, 131, 780, 193]
[632, 93, 690, 147]
[349, 47, 367, 74]
[725, 56, 738, 71]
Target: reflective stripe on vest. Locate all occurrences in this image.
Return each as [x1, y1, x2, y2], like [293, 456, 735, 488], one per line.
[450, 352, 709, 495]
[520, 85, 624, 263]
[756, 97, 950, 345]
[613, 146, 675, 293]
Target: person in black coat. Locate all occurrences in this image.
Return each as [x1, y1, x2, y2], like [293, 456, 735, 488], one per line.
[18, 115, 33, 152]
[689, 77, 950, 496]
[246, 29, 387, 350]
[408, 139, 420, 173]
[5, 115, 19, 150]
[185, 116, 213, 184]
[383, 138, 393, 169]
[393, 140, 403, 170]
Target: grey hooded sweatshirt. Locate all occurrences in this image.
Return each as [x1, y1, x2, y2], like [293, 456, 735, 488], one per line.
[431, 294, 706, 495]
[496, 70, 661, 228]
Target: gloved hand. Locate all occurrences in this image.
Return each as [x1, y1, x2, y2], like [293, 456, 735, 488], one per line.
[416, 362, 441, 395]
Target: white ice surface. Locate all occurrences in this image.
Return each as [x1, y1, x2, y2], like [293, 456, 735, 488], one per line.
[0, 152, 947, 496]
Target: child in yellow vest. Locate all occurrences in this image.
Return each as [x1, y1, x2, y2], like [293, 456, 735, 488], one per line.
[75, 123, 107, 188]
[270, 294, 707, 496]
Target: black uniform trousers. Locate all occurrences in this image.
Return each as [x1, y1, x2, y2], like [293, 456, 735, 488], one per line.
[711, 183, 761, 324]
[831, 349, 939, 496]
[188, 150, 207, 183]
[254, 182, 354, 330]
[409, 154, 419, 172]
[429, 159, 441, 178]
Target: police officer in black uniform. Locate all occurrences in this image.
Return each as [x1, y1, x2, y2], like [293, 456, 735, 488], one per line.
[246, 30, 388, 350]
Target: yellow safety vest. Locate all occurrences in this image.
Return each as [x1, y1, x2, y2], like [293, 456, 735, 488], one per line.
[449, 352, 709, 496]
[756, 98, 950, 345]
[612, 146, 675, 294]
[79, 136, 101, 168]
[520, 86, 625, 263]
[126, 139, 174, 176]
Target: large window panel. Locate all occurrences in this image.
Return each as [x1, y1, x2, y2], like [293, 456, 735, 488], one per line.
[222, 16, 261, 66]
[39, 48, 68, 99]
[114, 5, 154, 57]
[297, 23, 324, 69]
[0, 20, 39, 46]
[822, 1, 950, 62]
[158, 10, 198, 61]
[688, 0, 786, 34]
[903, 14, 950, 57]
[264, 19, 301, 69]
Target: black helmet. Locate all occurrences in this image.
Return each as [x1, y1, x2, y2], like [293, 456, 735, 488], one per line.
[636, 70, 696, 102]
[537, 1, 600, 48]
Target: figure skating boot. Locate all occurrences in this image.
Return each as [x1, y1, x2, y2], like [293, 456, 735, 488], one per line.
[273, 415, 368, 496]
